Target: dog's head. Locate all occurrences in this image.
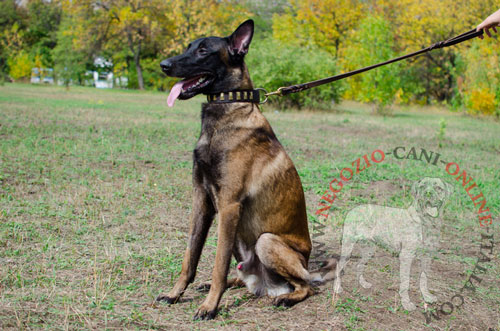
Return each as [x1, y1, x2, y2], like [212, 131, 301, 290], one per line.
[160, 19, 254, 106]
[411, 177, 453, 218]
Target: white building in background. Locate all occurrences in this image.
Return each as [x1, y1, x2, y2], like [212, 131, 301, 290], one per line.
[92, 57, 128, 88]
[93, 57, 113, 88]
[30, 57, 127, 89]
[93, 71, 113, 89]
[31, 68, 54, 84]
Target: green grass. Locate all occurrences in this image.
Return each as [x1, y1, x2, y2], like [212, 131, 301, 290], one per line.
[0, 83, 499, 330]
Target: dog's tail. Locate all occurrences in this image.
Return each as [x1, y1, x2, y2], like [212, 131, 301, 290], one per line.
[308, 256, 339, 286]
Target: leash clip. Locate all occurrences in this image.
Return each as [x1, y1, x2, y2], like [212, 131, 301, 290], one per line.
[265, 87, 284, 97]
[255, 88, 269, 104]
[258, 87, 284, 104]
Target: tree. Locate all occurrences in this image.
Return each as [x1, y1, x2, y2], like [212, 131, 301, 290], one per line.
[52, 15, 90, 87]
[456, 38, 500, 116]
[391, 0, 497, 103]
[272, 0, 364, 57]
[342, 15, 401, 113]
[24, 0, 62, 67]
[164, 0, 250, 55]
[0, 1, 25, 78]
[62, 0, 173, 90]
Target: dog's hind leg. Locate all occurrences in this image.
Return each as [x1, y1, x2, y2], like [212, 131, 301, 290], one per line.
[255, 233, 313, 307]
[357, 244, 375, 289]
[157, 184, 215, 304]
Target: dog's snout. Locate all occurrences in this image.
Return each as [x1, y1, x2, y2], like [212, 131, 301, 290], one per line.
[160, 59, 173, 74]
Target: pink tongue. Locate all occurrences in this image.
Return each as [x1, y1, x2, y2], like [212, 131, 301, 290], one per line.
[167, 81, 183, 107]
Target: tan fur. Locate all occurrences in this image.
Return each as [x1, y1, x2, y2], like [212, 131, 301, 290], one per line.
[157, 100, 316, 319]
[157, 21, 327, 320]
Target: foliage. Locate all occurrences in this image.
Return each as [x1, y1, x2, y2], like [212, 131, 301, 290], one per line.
[271, 0, 498, 114]
[141, 57, 176, 91]
[52, 17, 90, 87]
[458, 39, 500, 115]
[165, 0, 250, 55]
[0, 1, 24, 76]
[437, 117, 447, 147]
[24, 0, 61, 67]
[466, 88, 497, 116]
[247, 38, 343, 109]
[7, 50, 31, 80]
[342, 15, 400, 113]
[272, 0, 364, 57]
[1, 0, 499, 115]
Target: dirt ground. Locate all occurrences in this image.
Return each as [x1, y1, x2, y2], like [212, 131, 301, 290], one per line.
[0, 84, 499, 330]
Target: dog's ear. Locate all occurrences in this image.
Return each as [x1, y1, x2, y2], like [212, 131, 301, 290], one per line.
[410, 179, 423, 198]
[228, 19, 254, 58]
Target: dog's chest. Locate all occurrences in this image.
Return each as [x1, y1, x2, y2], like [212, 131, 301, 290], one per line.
[193, 103, 249, 185]
[193, 130, 223, 187]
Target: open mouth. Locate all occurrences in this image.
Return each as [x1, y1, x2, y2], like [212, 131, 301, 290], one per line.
[424, 201, 440, 218]
[167, 74, 214, 107]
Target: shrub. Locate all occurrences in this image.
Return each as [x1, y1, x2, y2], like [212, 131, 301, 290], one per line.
[246, 38, 343, 109]
[341, 15, 400, 114]
[7, 50, 32, 80]
[466, 87, 496, 115]
[457, 39, 500, 116]
[141, 57, 177, 91]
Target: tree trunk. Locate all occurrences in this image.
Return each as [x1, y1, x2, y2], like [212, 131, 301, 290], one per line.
[127, 28, 144, 90]
[134, 51, 144, 90]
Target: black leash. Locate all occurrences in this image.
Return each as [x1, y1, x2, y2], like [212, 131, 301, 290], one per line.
[261, 28, 484, 102]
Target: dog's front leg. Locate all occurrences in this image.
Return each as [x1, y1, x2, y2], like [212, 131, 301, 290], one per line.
[399, 248, 417, 311]
[419, 255, 437, 303]
[157, 184, 215, 304]
[194, 201, 241, 320]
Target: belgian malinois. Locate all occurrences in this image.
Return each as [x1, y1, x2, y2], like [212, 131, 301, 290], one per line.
[158, 19, 332, 320]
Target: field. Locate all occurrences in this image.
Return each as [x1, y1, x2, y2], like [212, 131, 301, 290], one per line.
[0, 83, 499, 330]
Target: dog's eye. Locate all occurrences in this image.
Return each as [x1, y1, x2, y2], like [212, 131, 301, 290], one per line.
[197, 48, 208, 55]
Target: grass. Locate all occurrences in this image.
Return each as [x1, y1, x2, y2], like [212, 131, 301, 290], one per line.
[0, 83, 499, 330]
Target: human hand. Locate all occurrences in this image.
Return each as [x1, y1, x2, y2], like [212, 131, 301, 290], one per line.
[477, 9, 500, 39]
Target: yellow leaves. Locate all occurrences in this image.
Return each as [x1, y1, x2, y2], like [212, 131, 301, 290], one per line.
[460, 37, 500, 115]
[118, 7, 132, 23]
[1, 22, 25, 53]
[273, 0, 364, 56]
[467, 88, 496, 115]
[8, 51, 32, 80]
[164, 0, 250, 55]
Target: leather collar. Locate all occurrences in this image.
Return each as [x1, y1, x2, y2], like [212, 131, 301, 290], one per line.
[206, 89, 261, 104]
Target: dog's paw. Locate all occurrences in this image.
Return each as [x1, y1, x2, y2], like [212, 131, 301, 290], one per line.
[423, 293, 437, 303]
[333, 281, 343, 294]
[196, 283, 211, 292]
[272, 295, 295, 308]
[401, 299, 416, 311]
[359, 275, 372, 289]
[156, 294, 178, 304]
[193, 304, 218, 320]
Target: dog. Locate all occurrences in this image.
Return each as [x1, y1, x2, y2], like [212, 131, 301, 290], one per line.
[157, 20, 333, 320]
[332, 177, 453, 311]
